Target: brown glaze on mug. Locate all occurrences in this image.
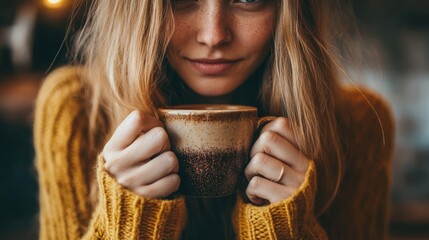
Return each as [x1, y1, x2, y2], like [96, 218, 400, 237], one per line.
[158, 104, 257, 197]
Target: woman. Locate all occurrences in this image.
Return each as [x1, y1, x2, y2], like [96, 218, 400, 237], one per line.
[34, 0, 395, 239]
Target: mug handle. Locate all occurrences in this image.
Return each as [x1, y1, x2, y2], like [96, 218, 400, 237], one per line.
[255, 116, 276, 137]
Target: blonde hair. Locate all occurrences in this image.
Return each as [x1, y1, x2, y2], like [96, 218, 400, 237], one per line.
[265, 0, 343, 214]
[75, 0, 174, 135]
[74, 0, 347, 234]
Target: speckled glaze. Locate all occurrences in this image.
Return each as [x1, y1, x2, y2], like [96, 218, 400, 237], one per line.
[175, 148, 247, 197]
[158, 104, 257, 197]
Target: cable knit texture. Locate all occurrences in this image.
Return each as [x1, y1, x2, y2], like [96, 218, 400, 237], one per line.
[34, 66, 395, 239]
[234, 161, 328, 239]
[35, 67, 186, 239]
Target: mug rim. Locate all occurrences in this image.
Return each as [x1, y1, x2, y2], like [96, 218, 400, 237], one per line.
[158, 104, 257, 114]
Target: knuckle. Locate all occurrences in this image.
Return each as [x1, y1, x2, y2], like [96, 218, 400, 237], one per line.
[110, 166, 119, 175]
[138, 186, 154, 197]
[102, 144, 110, 157]
[102, 150, 113, 162]
[170, 174, 181, 191]
[104, 160, 118, 174]
[164, 150, 177, 162]
[133, 111, 144, 125]
[248, 176, 260, 191]
[253, 153, 268, 168]
[156, 127, 168, 139]
[102, 152, 123, 174]
[163, 152, 176, 171]
[151, 127, 169, 144]
[245, 187, 252, 197]
[165, 152, 179, 172]
[117, 175, 133, 188]
[150, 126, 163, 137]
[261, 130, 277, 143]
[104, 162, 113, 173]
[274, 117, 290, 130]
[127, 111, 144, 131]
[259, 132, 276, 155]
[243, 164, 252, 180]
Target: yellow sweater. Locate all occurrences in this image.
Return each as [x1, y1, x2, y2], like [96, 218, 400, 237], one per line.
[34, 67, 395, 239]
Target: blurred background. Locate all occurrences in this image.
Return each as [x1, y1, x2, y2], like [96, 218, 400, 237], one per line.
[0, 0, 428, 239]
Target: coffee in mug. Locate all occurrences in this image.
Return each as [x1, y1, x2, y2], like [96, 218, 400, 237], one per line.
[158, 104, 269, 197]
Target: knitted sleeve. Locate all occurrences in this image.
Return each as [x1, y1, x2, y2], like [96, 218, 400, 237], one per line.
[34, 67, 186, 239]
[233, 161, 328, 239]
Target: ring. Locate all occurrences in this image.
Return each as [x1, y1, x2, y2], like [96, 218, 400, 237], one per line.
[275, 165, 285, 183]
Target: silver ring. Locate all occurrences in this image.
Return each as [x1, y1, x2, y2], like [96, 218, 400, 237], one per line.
[275, 165, 285, 183]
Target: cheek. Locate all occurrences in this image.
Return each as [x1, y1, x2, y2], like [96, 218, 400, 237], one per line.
[239, 17, 274, 56]
[169, 20, 192, 52]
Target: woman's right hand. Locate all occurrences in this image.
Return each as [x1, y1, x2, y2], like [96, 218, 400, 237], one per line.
[102, 110, 180, 199]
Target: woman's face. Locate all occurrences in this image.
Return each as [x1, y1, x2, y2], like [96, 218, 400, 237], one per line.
[167, 0, 276, 98]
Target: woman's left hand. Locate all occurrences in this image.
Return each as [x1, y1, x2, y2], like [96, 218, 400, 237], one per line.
[244, 117, 310, 205]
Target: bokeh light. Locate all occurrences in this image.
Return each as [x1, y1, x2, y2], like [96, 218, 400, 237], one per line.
[43, 0, 64, 9]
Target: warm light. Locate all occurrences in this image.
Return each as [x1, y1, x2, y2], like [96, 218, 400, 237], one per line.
[43, 0, 64, 8]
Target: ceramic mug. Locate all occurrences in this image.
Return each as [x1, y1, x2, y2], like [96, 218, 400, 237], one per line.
[158, 104, 272, 197]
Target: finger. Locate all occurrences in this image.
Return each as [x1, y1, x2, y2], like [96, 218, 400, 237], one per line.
[260, 117, 298, 148]
[134, 173, 181, 199]
[106, 127, 170, 173]
[116, 151, 179, 189]
[250, 131, 309, 172]
[106, 111, 164, 151]
[246, 176, 295, 204]
[245, 153, 284, 182]
[244, 153, 303, 189]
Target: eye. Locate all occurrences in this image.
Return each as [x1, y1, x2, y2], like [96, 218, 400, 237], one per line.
[236, 0, 258, 2]
[233, 0, 270, 11]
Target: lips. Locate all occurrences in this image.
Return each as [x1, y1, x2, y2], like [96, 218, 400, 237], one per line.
[188, 58, 241, 75]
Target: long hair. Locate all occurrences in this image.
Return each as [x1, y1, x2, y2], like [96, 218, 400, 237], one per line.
[264, 0, 344, 215]
[74, 0, 174, 138]
[73, 0, 346, 236]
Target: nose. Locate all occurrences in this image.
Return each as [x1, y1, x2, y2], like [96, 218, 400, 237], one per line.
[196, 5, 230, 47]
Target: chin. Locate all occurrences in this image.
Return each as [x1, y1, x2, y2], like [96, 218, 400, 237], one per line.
[187, 78, 245, 97]
[191, 85, 236, 97]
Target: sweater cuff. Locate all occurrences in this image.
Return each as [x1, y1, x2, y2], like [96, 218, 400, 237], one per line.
[234, 161, 317, 239]
[97, 154, 186, 239]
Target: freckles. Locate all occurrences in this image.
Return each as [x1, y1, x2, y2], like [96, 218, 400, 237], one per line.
[235, 12, 274, 44]
[172, 20, 193, 46]
[245, 21, 273, 48]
